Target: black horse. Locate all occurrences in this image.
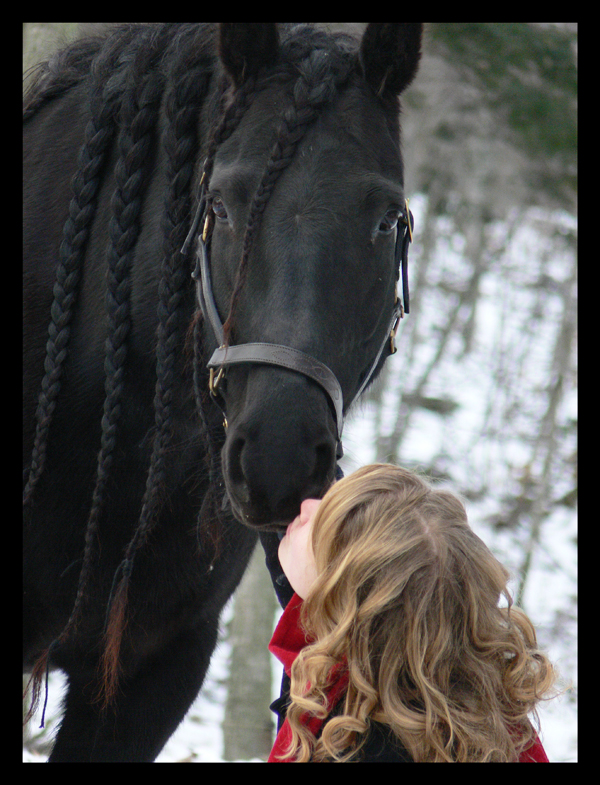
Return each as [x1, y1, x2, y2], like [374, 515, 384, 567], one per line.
[23, 23, 421, 761]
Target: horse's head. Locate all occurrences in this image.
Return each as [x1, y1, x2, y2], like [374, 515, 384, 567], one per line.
[198, 23, 422, 530]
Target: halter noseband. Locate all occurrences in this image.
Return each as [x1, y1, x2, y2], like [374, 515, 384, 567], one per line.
[186, 184, 413, 459]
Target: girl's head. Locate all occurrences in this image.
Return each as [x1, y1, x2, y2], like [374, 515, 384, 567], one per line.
[295, 464, 515, 677]
[280, 462, 508, 616]
[280, 464, 557, 762]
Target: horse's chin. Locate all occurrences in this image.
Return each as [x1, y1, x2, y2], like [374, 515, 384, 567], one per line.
[226, 492, 293, 533]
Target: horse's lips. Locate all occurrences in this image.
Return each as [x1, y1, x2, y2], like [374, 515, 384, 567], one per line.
[225, 491, 290, 532]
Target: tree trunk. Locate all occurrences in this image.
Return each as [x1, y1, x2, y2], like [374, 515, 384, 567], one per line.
[222, 543, 278, 761]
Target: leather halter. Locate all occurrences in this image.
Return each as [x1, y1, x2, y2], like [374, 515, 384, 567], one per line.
[187, 190, 413, 459]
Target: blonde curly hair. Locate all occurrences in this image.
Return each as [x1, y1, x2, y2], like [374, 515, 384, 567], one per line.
[280, 464, 557, 762]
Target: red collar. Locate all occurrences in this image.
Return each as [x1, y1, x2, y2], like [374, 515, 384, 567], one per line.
[519, 735, 549, 762]
[268, 593, 349, 762]
[268, 592, 310, 676]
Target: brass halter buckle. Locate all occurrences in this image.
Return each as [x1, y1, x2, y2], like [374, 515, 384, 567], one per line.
[208, 362, 228, 431]
[209, 365, 225, 396]
[390, 294, 403, 355]
[202, 212, 212, 243]
[405, 197, 413, 243]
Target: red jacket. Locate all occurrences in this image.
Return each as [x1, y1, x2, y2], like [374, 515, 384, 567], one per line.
[268, 593, 549, 763]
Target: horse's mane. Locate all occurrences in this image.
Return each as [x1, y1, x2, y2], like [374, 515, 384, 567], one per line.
[23, 22, 363, 718]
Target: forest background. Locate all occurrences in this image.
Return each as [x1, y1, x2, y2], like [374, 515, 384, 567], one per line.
[23, 23, 577, 762]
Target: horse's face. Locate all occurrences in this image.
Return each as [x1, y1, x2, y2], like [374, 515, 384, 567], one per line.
[203, 24, 421, 530]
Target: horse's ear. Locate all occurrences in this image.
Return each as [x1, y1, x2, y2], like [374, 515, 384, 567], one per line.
[359, 23, 422, 97]
[218, 23, 279, 88]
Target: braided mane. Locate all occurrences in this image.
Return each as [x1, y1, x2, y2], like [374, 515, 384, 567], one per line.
[23, 22, 362, 716]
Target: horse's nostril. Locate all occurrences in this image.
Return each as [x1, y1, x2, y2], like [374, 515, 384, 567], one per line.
[312, 441, 335, 484]
[226, 435, 249, 498]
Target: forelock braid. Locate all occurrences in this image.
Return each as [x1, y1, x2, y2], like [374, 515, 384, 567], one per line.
[202, 71, 265, 194]
[222, 44, 354, 344]
[198, 42, 293, 211]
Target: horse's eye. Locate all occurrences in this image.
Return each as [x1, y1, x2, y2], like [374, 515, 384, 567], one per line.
[211, 196, 228, 221]
[379, 209, 400, 234]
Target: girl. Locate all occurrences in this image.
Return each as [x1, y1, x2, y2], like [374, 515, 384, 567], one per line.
[269, 464, 557, 762]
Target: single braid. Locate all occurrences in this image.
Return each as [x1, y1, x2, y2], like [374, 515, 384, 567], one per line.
[222, 44, 354, 344]
[192, 312, 227, 559]
[200, 72, 265, 202]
